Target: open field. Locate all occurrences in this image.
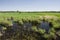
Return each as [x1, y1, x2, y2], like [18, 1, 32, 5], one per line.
[0, 12, 60, 21]
[0, 12, 60, 26]
[0, 12, 60, 40]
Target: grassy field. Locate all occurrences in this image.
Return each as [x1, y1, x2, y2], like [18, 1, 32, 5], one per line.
[0, 12, 60, 40]
[0, 12, 60, 20]
[0, 12, 60, 27]
[0, 12, 60, 23]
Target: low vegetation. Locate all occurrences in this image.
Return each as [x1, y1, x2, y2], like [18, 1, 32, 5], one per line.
[0, 12, 60, 40]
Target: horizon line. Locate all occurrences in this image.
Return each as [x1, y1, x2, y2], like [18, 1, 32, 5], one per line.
[0, 10, 60, 12]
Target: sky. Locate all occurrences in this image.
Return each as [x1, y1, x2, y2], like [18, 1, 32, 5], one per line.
[0, 0, 60, 11]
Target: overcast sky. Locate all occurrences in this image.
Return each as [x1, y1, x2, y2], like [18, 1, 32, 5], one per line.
[0, 0, 60, 11]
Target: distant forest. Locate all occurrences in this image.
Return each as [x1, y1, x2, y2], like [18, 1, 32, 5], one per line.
[0, 11, 60, 13]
